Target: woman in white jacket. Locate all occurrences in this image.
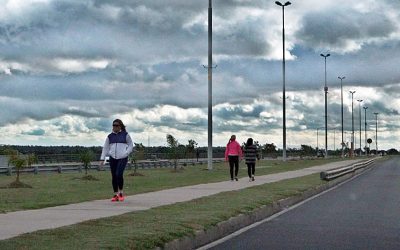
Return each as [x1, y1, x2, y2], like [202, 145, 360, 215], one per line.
[100, 119, 134, 202]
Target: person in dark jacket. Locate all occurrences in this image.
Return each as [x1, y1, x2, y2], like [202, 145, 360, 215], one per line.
[100, 119, 134, 202]
[244, 138, 258, 181]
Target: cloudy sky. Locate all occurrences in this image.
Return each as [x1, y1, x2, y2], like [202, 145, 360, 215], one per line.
[0, 0, 399, 150]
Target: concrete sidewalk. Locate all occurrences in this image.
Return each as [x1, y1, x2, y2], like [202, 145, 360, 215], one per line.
[0, 159, 364, 240]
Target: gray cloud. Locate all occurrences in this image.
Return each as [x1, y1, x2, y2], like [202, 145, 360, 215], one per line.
[296, 10, 396, 50]
[0, 0, 399, 149]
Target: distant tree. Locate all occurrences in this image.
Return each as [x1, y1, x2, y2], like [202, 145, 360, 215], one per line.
[301, 144, 315, 156]
[386, 148, 399, 155]
[187, 139, 198, 159]
[166, 134, 180, 171]
[263, 143, 277, 155]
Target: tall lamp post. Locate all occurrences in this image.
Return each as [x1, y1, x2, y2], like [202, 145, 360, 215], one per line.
[374, 112, 379, 154]
[349, 91, 356, 157]
[205, 0, 215, 170]
[321, 53, 330, 158]
[357, 99, 363, 155]
[363, 106, 368, 154]
[275, 1, 291, 161]
[338, 76, 345, 157]
[317, 128, 320, 155]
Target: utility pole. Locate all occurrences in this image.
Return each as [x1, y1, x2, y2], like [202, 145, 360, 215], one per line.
[374, 112, 379, 154]
[275, 1, 291, 162]
[349, 91, 356, 157]
[364, 106, 368, 155]
[203, 0, 217, 170]
[320, 53, 330, 158]
[357, 99, 363, 156]
[338, 76, 345, 157]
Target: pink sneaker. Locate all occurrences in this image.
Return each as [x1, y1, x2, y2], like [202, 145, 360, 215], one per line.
[118, 193, 125, 202]
[111, 194, 119, 202]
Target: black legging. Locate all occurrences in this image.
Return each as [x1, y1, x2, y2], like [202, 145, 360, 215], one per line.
[228, 155, 239, 179]
[109, 157, 128, 192]
[247, 163, 255, 178]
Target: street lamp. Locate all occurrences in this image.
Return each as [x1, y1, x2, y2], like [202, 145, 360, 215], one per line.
[349, 91, 356, 157]
[275, 1, 291, 162]
[374, 112, 379, 154]
[338, 76, 345, 157]
[321, 53, 330, 158]
[357, 99, 363, 156]
[205, 0, 215, 170]
[363, 106, 368, 154]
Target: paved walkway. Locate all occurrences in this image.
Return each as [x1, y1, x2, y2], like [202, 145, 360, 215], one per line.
[0, 159, 365, 240]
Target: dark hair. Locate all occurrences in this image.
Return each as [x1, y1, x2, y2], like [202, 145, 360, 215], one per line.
[246, 138, 253, 147]
[227, 135, 236, 145]
[113, 119, 126, 132]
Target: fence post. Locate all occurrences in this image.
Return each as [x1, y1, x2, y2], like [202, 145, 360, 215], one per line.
[7, 167, 12, 176]
[57, 166, 62, 174]
[34, 166, 39, 175]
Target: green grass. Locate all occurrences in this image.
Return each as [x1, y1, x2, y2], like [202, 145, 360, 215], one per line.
[0, 173, 326, 250]
[0, 158, 348, 213]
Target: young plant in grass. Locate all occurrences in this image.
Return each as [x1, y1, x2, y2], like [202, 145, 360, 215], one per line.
[6, 149, 36, 188]
[129, 143, 145, 176]
[166, 134, 181, 171]
[79, 150, 98, 181]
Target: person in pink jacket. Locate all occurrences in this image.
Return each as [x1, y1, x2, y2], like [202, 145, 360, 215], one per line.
[225, 135, 243, 181]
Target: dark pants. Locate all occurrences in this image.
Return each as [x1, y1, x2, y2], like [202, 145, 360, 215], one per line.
[246, 163, 255, 178]
[228, 155, 239, 179]
[109, 157, 128, 193]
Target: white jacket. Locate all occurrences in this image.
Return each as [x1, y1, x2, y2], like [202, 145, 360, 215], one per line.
[100, 132, 134, 160]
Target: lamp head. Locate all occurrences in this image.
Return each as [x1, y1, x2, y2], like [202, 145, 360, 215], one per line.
[275, 1, 283, 6]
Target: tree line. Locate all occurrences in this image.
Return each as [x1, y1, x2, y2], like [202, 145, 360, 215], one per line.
[0, 141, 398, 160]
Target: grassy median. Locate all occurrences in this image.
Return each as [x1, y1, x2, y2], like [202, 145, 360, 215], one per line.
[0, 173, 326, 249]
[0, 158, 348, 213]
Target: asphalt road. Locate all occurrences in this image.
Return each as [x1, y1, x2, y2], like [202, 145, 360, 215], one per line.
[208, 157, 400, 250]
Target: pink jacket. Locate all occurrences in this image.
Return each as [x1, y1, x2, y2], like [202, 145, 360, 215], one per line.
[225, 140, 243, 160]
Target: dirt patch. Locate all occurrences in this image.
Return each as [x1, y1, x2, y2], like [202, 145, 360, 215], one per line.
[170, 167, 185, 173]
[128, 172, 145, 176]
[71, 175, 99, 181]
[1, 180, 33, 189]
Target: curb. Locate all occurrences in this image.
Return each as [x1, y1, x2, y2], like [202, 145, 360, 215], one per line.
[157, 160, 376, 250]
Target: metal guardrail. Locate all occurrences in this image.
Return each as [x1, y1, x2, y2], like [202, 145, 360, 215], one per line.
[320, 158, 376, 181]
[0, 158, 225, 176]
